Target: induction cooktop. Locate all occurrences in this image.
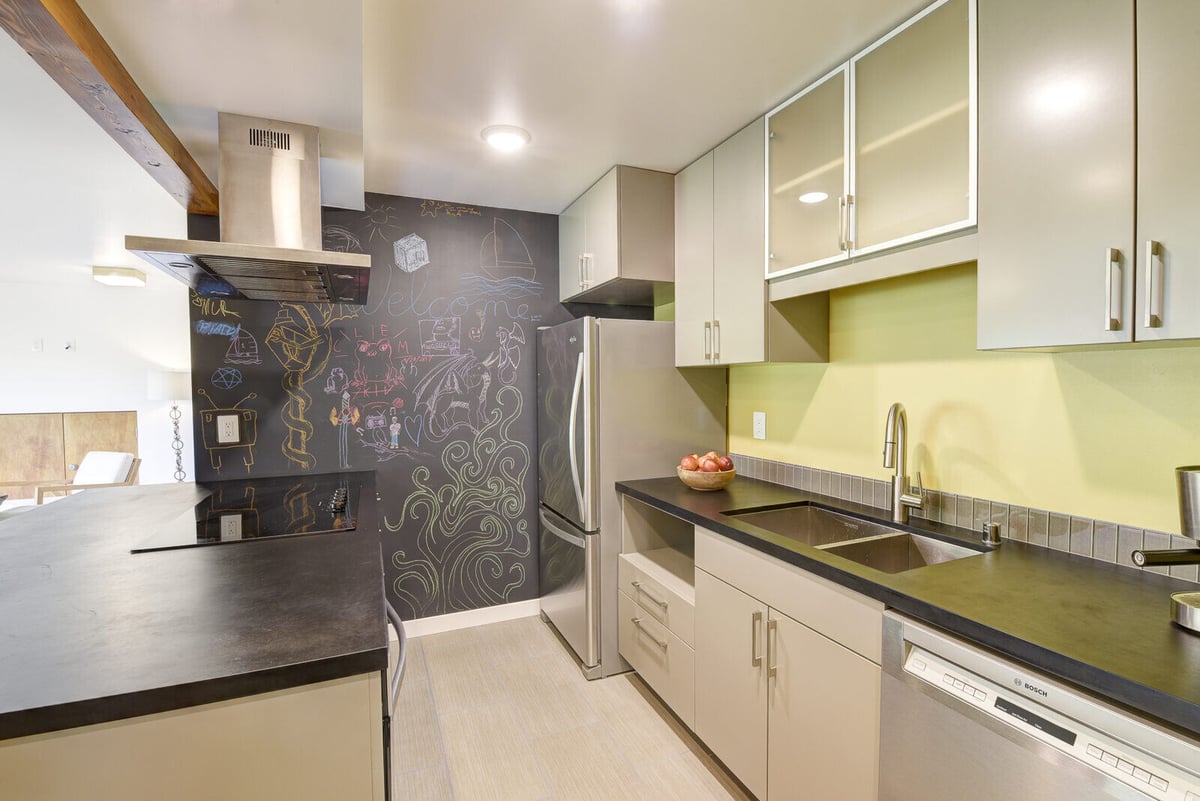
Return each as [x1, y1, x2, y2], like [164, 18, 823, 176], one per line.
[133, 472, 365, 553]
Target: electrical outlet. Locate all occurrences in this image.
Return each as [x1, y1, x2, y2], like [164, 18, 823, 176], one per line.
[753, 411, 766, 440]
[216, 414, 240, 444]
[220, 514, 243, 541]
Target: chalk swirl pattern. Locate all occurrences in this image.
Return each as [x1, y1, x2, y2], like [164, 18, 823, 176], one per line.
[386, 385, 530, 617]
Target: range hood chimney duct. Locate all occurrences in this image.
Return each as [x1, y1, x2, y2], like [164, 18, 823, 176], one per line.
[126, 113, 371, 304]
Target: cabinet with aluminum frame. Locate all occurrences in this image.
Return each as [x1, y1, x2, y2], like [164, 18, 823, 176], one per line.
[977, 0, 1200, 349]
[694, 527, 883, 801]
[766, 0, 976, 287]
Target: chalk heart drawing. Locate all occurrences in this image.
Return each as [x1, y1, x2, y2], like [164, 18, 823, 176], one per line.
[402, 414, 424, 448]
[385, 385, 529, 617]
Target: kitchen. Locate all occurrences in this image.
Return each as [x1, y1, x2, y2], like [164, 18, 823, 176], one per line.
[1, 0, 1199, 799]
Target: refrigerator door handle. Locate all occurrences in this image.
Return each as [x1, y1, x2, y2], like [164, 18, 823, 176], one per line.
[567, 351, 586, 521]
[539, 506, 586, 548]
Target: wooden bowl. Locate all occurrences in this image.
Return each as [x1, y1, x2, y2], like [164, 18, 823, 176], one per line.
[677, 466, 736, 491]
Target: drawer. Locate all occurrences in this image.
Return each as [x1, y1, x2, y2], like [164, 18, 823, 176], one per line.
[696, 526, 883, 664]
[618, 551, 695, 647]
[618, 590, 695, 730]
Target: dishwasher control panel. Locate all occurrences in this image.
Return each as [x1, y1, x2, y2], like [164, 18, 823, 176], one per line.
[905, 645, 1200, 801]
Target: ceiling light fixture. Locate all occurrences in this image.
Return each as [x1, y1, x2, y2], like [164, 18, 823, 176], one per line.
[798, 191, 829, 204]
[481, 125, 531, 153]
[92, 266, 147, 287]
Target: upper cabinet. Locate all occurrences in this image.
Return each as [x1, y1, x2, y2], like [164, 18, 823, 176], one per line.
[558, 166, 674, 305]
[766, 0, 976, 281]
[977, 0, 1200, 349]
[675, 118, 829, 367]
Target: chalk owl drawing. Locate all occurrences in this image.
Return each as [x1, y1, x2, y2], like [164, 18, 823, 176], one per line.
[353, 334, 403, 398]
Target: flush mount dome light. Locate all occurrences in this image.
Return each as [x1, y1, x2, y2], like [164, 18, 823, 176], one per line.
[92, 266, 147, 287]
[798, 191, 829, 204]
[482, 125, 531, 152]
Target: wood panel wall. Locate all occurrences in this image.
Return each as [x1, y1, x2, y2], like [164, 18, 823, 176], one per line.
[0, 411, 138, 499]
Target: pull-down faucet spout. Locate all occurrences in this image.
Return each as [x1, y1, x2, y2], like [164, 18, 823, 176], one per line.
[883, 402, 923, 524]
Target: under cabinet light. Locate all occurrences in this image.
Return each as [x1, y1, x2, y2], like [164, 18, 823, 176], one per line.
[93, 266, 147, 287]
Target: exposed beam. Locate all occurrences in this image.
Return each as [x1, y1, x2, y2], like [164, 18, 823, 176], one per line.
[0, 0, 219, 215]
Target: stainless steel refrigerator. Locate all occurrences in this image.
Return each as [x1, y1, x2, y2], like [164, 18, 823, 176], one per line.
[537, 317, 726, 678]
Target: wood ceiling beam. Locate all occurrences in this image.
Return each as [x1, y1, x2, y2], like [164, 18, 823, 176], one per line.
[0, 0, 219, 215]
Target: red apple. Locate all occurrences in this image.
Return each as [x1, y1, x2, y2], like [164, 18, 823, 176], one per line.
[699, 458, 720, 472]
[716, 455, 733, 471]
[680, 455, 699, 471]
[703, 450, 720, 461]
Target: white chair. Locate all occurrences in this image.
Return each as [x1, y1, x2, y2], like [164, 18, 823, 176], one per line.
[35, 451, 141, 504]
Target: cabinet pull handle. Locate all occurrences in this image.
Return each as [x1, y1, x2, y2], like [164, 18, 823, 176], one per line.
[844, 194, 855, 251]
[631, 617, 668, 650]
[751, 610, 763, 667]
[713, 319, 721, 363]
[837, 196, 847, 251]
[1146, 240, 1164, 328]
[704, 321, 712, 360]
[584, 253, 593, 287]
[767, 618, 779, 678]
[1104, 248, 1123, 331]
[578, 254, 585, 290]
[631, 580, 668, 610]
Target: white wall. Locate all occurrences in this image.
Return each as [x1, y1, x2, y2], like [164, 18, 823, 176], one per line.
[0, 34, 193, 484]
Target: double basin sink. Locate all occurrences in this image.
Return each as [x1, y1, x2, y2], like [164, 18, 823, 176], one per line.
[723, 503, 986, 574]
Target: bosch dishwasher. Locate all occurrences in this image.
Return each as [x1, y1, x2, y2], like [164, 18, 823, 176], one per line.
[880, 612, 1200, 801]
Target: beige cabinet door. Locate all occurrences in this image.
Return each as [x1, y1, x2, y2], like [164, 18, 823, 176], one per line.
[586, 167, 620, 289]
[767, 611, 880, 801]
[713, 117, 767, 365]
[853, 0, 972, 253]
[977, 0, 1135, 349]
[694, 568, 768, 800]
[559, 195, 586, 301]
[1135, 0, 1200, 342]
[767, 65, 849, 278]
[674, 152, 715, 366]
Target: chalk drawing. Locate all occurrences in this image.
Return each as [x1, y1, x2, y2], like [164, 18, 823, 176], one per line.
[412, 354, 492, 442]
[265, 304, 333, 470]
[362, 199, 406, 244]
[351, 327, 406, 398]
[483, 322, 525, 385]
[192, 295, 241, 319]
[420, 199, 481, 219]
[197, 388, 258, 473]
[225, 328, 262, 365]
[419, 316, 461, 356]
[324, 367, 359, 470]
[323, 224, 364, 253]
[195, 320, 240, 338]
[211, 367, 243, 390]
[393, 233, 430, 273]
[356, 400, 419, 462]
[480, 218, 536, 281]
[385, 385, 529, 616]
[467, 309, 485, 343]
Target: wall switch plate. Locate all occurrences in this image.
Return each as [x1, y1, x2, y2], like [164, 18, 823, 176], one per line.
[31, 338, 43, 352]
[216, 414, 240, 444]
[220, 514, 243, 541]
[753, 411, 766, 440]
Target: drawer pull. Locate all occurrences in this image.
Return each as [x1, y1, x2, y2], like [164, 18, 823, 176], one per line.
[631, 617, 669, 650]
[751, 610, 763, 667]
[767, 618, 779, 679]
[1104, 247, 1123, 331]
[1146, 240, 1164, 328]
[631, 580, 669, 610]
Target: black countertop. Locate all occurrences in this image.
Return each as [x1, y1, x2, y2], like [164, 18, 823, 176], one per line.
[0, 474, 387, 741]
[617, 476, 1200, 739]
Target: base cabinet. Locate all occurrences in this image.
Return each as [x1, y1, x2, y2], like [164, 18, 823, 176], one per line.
[695, 528, 882, 801]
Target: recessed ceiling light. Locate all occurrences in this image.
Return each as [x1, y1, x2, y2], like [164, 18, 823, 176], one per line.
[482, 125, 531, 153]
[798, 191, 829, 204]
[92, 266, 147, 287]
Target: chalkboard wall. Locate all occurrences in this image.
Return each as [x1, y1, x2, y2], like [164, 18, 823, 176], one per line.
[187, 193, 645, 619]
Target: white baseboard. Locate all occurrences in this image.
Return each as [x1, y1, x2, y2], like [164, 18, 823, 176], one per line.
[397, 599, 541, 640]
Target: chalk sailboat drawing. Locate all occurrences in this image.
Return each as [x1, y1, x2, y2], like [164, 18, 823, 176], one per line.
[480, 218, 536, 281]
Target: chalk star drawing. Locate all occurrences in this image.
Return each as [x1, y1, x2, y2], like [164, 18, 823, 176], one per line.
[393, 233, 430, 273]
[385, 385, 529, 617]
[211, 367, 243, 390]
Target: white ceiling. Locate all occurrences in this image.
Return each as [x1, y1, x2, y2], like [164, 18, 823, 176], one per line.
[77, 0, 929, 215]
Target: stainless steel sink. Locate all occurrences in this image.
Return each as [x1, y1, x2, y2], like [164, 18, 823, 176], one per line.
[725, 504, 902, 547]
[822, 532, 983, 573]
[724, 503, 985, 573]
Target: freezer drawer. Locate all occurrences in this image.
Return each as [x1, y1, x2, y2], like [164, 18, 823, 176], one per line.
[538, 505, 600, 671]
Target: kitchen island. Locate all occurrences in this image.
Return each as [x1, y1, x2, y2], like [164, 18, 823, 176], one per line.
[617, 476, 1200, 739]
[0, 477, 388, 800]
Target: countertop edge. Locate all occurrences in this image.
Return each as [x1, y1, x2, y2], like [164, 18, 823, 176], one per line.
[616, 478, 1200, 739]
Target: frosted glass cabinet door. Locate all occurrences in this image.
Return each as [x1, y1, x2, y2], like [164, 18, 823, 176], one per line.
[767, 67, 848, 277]
[1135, 0, 1200, 342]
[853, 0, 972, 252]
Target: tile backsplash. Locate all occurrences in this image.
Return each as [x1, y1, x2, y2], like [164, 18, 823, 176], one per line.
[730, 453, 1200, 585]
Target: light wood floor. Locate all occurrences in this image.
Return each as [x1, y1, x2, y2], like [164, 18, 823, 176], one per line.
[390, 614, 752, 801]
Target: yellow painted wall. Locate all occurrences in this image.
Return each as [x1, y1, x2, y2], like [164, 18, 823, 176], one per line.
[729, 263, 1200, 535]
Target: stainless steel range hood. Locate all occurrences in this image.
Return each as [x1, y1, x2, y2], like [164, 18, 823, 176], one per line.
[127, 114, 371, 304]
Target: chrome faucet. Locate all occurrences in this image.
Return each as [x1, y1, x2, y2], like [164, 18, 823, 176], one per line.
[882, 402, 924, 524]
